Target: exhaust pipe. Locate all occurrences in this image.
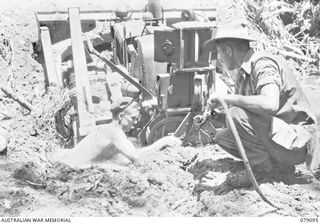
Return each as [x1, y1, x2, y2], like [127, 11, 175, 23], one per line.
[147, 0, 162, 19]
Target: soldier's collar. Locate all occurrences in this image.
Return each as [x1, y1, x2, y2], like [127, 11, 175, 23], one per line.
[239, 48, 254, 77]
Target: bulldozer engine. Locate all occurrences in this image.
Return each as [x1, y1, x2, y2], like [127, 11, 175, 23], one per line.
[152, 22, 213, 109]
[35, 3, 219, 145]
[154, 23, 211, 66]
[137, 21, 219, 145]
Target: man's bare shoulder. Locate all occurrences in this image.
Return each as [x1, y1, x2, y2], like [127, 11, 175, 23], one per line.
[96, 122, 126, 140]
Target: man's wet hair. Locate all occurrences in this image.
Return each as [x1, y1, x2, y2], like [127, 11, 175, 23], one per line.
[216, 38, 250, 53]
[110, 97, 135, 119]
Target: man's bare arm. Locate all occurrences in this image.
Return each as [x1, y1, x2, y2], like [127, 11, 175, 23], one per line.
[209, 83, 280, 115]
[137, 136, 182, 156]
[223, 83, 280, 115]
[110, 128, 139, 162]
[112, 134, 181, 163]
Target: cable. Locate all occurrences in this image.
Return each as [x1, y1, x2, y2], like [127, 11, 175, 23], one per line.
[217, 98, 281, 210]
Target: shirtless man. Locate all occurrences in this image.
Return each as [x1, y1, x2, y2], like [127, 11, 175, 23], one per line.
[60, 97, 182, 167]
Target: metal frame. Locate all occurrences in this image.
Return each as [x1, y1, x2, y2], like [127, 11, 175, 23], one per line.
[68, 7, 96, 136]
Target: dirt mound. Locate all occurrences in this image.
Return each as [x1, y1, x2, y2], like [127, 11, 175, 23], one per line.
[24, 144, 318, 217]
[0, 187, 35, 217]
[42, 146, 201, 216]
[13, 162, 46, 188]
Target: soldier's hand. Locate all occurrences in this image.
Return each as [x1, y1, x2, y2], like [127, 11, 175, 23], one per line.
[207, 94, 221, 110]
[193, 114, 204, 126]
[193, 110, 210, 127]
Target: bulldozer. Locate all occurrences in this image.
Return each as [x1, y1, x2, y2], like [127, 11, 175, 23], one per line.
[34, 0, 231, 145]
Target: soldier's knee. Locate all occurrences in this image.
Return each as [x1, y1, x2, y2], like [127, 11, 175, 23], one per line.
[214, 128, 234, 145]
[227, 106, 247, 127]
[214, 129, 224, 143]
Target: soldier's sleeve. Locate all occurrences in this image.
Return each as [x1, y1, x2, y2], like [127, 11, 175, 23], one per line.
[252, 58, 282, 94]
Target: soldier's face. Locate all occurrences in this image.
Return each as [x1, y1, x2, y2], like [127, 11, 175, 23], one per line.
[119, 102, 141, 133]
[217, 45, 234, 71]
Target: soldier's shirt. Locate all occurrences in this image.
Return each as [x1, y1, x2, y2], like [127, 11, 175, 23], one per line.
[235, 48, 314, 152]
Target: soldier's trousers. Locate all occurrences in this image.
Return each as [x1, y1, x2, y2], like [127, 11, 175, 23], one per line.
[214, 106, 310, 172]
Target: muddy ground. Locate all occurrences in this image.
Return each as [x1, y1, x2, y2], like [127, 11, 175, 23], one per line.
[0, 0, 320, 218]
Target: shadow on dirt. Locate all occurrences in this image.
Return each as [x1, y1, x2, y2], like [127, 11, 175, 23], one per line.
[189, 157, 313, 198]
[188, 157, 244, 180]
[261, 171, 313, 186]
